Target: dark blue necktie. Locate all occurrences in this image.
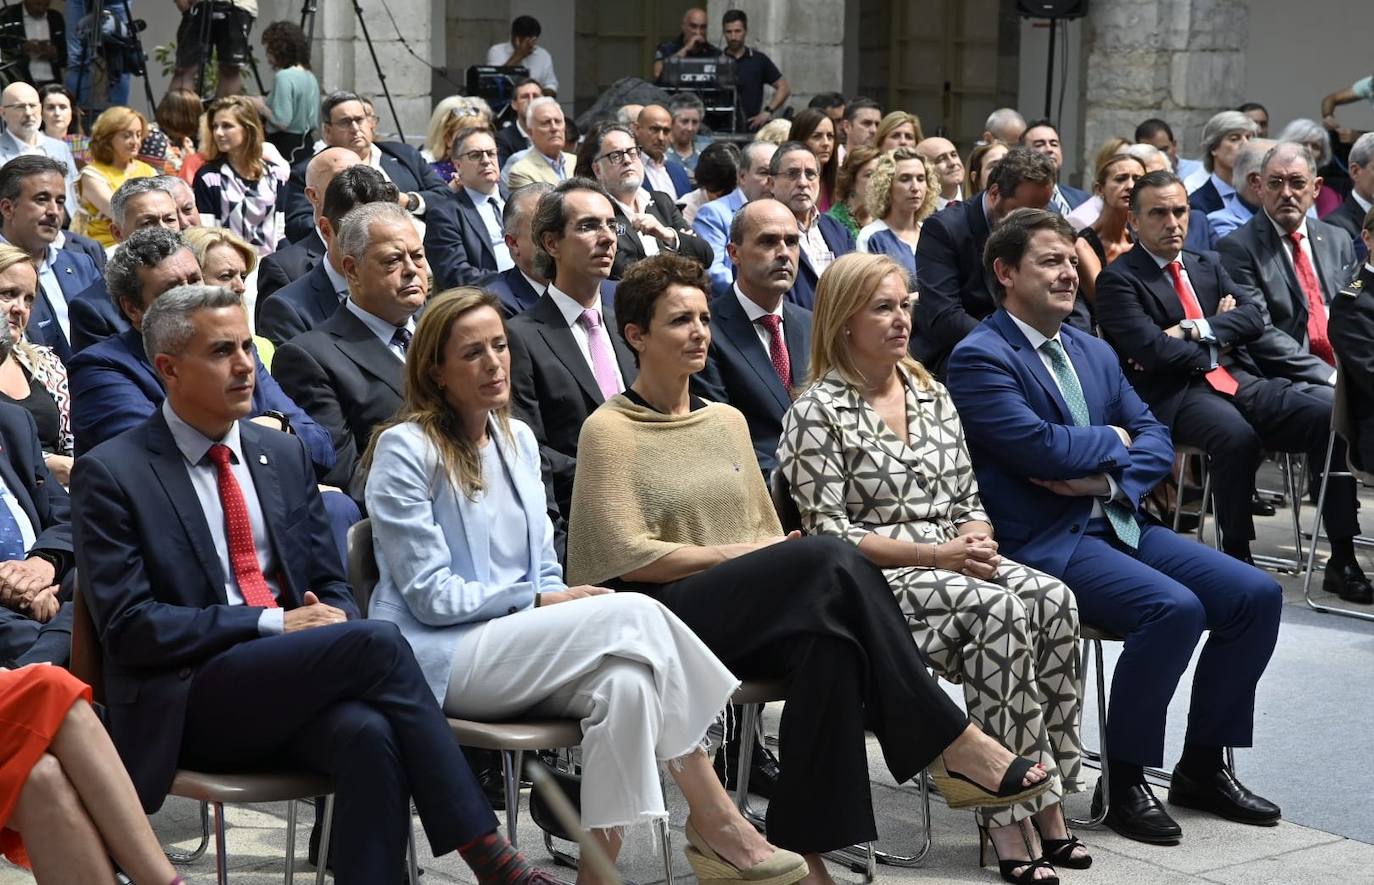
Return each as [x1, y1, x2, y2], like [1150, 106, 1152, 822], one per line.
[0, 492, 26, 562]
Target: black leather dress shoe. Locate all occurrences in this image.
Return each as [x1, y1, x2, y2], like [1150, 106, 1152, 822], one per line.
[1323, 558, 1374, 604]
[717, 741, 781, 799]
[1250, 494, 1277, 517]
[1091, 781, 1182, 844]
[1168, 766, 1281, 825]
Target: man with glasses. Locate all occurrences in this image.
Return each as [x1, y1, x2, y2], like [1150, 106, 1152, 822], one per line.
[283, 91, 450, 244]
[0, 82, 76, 210]
[1215, 142, 1369, 600]
[507, 178, 637, 519]
[426, 126, 514, 288]
[589, 123, 710, 280]
[769, 141, 852, 309]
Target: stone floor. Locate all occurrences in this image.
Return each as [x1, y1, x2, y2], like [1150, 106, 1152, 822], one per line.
[4, 464, 1372, 884]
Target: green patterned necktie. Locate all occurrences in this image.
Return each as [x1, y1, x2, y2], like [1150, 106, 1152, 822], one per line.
[1039, 339, 1140, 548]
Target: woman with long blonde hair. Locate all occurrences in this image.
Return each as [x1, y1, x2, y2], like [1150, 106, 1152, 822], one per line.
[193, 96, 289, 254]
[778, 253, 1089, 885]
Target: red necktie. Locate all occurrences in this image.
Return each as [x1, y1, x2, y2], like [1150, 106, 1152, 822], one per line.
[208, 444, 278, 608]
[1165, 261, 1238, 396]
[1287, 231, 1336, 365]
[758, 314, 791, 391]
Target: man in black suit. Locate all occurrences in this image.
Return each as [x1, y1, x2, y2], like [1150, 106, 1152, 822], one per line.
[1212, 144, 1370, 599]
[0, 0, 65, 87]
[259, 166, 399, 347]
[914, 146, 1057, 376]
[770, 141, 853, 310]
[1096, 172, 1365, 587]
[273, 202, 423, 493]
[508, 178, 637, 518]
[257, 147, 359, 304]
[1324, 132, 1373, 261]
[585, 122, 711, 280]
[1330, 214, 1374, 475]
[480, 182, 553, 317]
[495, 78, 541, 167]
[692, 199, 807, 476]
[427, 125, 513, 289]
[72, 282, 555, 885]
[283, 91, 450, 244]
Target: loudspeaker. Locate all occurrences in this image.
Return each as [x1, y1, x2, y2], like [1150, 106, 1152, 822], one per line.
[1016, 0, 1088, 18]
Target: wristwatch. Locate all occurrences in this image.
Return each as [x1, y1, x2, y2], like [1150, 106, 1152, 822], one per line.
[260, 410, 295, 435]
[1179, 319, 1196, 342]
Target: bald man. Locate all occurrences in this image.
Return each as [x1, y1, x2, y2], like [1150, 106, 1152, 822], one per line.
[917, 136, 965, 209]
[0, 82, 77, 210]
[257, 147, 363, 302]
[636, 105, 692, 198]
[653, 7, 720, 83]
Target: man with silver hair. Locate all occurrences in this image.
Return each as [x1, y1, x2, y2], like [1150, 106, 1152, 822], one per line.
[589, 122, 711, 279]
[1207, 138, 1276, 244]
[981, 107, 1026, 146]
[695, 140, 777, 295]
[504, 97, 577, 189]
[1324, 131, 1374, 257]
[1216, 141, 1369, 602]
[154, 175, 202, 230]
[1189, 110, 1259, 215]
[273, 201, 428, 492]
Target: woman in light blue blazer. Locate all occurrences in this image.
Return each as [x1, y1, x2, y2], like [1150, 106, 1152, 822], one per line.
[364, 289, 807, 885]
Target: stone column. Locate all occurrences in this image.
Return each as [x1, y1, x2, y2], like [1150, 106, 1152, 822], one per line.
[705, 0, 847, 114]
[1080, 0, 1249, 173]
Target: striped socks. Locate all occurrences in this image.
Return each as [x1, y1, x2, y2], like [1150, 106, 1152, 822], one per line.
[458, 831, 560, 884]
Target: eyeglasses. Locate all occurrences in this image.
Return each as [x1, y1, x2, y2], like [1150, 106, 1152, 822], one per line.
[571, 219, 626, 236]
[2, 103, 38, 112]
[596, 148, 637, 166]
[458, 149, 498, 163]
[1264, 176, 1311, 193]
[778, 168, 819, 181]
[329, 115, 370, 130]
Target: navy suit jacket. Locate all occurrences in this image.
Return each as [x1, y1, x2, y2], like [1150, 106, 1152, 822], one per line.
[913, 197, 995, 375]
[66, 328, 334, 474]
[1325, 193, 1370, 262]
[1059, 184, 1090, 211]
[1094, 244, 1265, 425]
[495, 124, 530, 168]
[26, 248, 105, 362]
[1189, 178, 1224, 215]
[691, 291, 811, 476]
[256, 230, 326, 308]
[68, 281, 129, 354]
[61, 231, 107, 273]
[945, 309, 1174, 577]
[283, 141, 451, 244]
[0, 401, 71, 567]
[72, 412, 356, 810]
[258, 262, 341, 347]
[1185, 210, 1213, 255]
[785, 213, 854, 310]
[426, 185, 512, 289]
[479, 267, 543, 318]
[1215, 212, 1356, 385]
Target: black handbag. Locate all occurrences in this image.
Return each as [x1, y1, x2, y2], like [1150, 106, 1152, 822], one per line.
[527, 758, 583, 841]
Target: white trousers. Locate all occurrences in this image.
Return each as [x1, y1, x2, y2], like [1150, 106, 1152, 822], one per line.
[443, 593, 738, 830]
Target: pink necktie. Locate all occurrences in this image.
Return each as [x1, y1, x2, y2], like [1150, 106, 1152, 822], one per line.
[578, 309, 621, 401]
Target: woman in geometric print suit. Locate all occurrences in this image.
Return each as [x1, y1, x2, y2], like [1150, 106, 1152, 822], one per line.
[777, 253, 1087, 884]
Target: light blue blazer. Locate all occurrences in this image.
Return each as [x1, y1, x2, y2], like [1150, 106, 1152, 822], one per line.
[693, 188, 747, 297]
[365, 417, 566, 703]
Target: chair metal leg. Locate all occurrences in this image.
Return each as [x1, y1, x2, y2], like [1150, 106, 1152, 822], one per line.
[734, 703, 764, 825]
[314, 795, 335, 885]
[407, 816, 421, 885]
[502, 749, 525, 846]
[1069, 638, 1109, 828]
[1302, 432, 1374, 622]
[655, 815, 674, 885]
[285, 800, 298, 885]
[212, 802, 229, 885]
[166, 800, 211, 864]
[542, 829, 580, 870]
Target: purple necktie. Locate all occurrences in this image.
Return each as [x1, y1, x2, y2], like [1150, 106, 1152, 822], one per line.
[578, 308, 621, 401]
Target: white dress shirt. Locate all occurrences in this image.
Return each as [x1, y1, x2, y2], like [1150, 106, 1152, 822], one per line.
[797, 209, 834, 276]
[464, 185, 514, 271]
[21, 9, 52, 83]
[485, 43, 558, 93]
[345, 298, 415, 362]
[641, 152, 676, 196]
[161, 400, 284, 634]
[366, 143, 427, 216]
[733, 283, 785, 355]
[546, 284, 625, 390]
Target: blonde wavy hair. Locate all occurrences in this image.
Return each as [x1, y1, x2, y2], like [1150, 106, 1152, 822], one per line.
[874, 111, 924, 150]
[182, 226, 260, 275]
[807, 252, 933, 391]
[755, 118, 792, 145]
[865, 148, 940, 224]
[363, 288, 514, 499]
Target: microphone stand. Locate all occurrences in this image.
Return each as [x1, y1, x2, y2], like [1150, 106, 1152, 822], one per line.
[349, 0, 402, 142]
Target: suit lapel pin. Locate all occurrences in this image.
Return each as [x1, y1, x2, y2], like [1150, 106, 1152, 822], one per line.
[259, 454, 268, 464]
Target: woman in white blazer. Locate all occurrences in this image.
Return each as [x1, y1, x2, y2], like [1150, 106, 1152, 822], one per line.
[364, 288, 807, 885]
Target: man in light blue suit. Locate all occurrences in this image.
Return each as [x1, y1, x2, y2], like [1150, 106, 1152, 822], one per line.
[946, 208, 1282, 847]
[694, 141, 776, 296]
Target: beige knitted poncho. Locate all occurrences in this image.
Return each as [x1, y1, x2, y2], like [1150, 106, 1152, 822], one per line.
[566, 395, 784, 586]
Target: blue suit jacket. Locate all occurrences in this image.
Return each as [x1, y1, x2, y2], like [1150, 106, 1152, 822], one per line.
[26, 248, 105, 362]
[1184, 209, 1213, 254]
[365, 418, 562, 703]
[61, 231, 107, 273]
[945, 309, 1174, 576]
[1060, 184, 1091, 211]
[67, 328, 335, 474]
[691, 290, 811, 476]
[258, 261, 340, 348]
[1189, 178, 1224, 215]
[72, 412, 356, 810]
[479, 266, 543, 318]
[643, 157, 693, 199]
[693, 188, 747, 296]
[68, 280, 129, 354]
[786, 213, 854, 310]
[423, 185, 510, 290]
[0, 401, 71, 565]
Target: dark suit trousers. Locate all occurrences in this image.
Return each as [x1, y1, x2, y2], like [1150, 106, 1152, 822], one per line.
[616, 535, 967, 854]
[179, 620, 497, 884]
[1061, 522, 1281, 767]
[1171, 378, 1359, 544]
[1, 572, 76, 665]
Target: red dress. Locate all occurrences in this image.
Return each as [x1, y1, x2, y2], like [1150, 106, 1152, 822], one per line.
[0, 666, 91, 868]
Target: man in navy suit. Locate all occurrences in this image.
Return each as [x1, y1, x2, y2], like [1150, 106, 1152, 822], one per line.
[634, 104, 692, 198]
[257, 147, 359, 305]
[426, 126, 513, 289]
[1096, 171, 1367, 592]
[694, 141, 775, 296]
[914, 147, 1057, 377]
[0, 155, 104, 363]
[771, 142, 853, 310]
[479, 183, 553, 317]
[947, 208, 1282, 846]
[72, 283, 555, 885]
[1021, 120, 1089, 214]
[283, 92, 451, 245]
[508, 178, 638, 519]
[692, 199, 807, 476]
[61, 229, 107, 273]
[260, 166, 399, 347]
